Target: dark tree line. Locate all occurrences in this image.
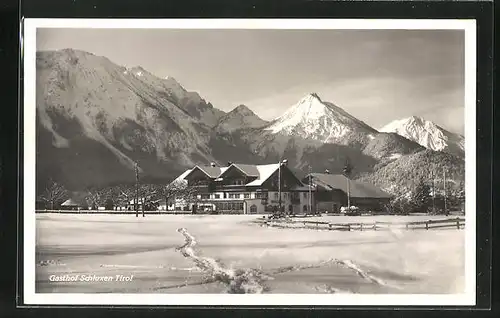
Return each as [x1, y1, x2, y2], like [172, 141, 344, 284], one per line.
[388, 177, 465, 215]
[36, 179, 200, 211]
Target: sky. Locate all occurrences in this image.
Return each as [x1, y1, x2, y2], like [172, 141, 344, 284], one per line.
[37, 28, 465, 134]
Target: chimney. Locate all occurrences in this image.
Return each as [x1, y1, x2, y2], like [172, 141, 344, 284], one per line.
[227, 161, 233, 166]
[210, 162, 216, 167]
[324, 169, 330, 174]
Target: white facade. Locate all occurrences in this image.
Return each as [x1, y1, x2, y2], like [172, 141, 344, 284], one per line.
[167, 190, 314, 214]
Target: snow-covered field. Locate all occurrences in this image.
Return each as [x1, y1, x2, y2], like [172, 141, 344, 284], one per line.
[35, 214, 464, 294]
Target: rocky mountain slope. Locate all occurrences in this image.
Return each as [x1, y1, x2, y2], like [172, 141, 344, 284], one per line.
[362, 132, 425, 160]
[126, 66, 225, 127]
[35, 49, 465, 195]
[36, 49, 229, 190]
[380, 116, 465, 156]
[215, 104, 268, 133]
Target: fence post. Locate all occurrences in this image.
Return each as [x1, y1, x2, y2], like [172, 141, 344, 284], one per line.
[406, 223, 409, 230]
[456, 218, 460, 229]
[360, 223, 363, 231]
[348, 224, 351, 231]
[426, 221, 429, 230]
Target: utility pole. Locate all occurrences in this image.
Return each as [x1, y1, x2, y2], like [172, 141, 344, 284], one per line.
[278, 159, 282, 217]
[308, 165, 312, 215]
[346, 177, 351, 212]
[343, 158, 352, 213]
[135, 162, 139, 218]
[443, 169, 447, 216]
[432, 170, 436, 214]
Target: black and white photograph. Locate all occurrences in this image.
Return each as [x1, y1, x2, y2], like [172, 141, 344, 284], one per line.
[23, 19, 476, 306]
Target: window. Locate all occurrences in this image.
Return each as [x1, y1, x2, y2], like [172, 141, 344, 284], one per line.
[201, 194, 210, 200]
[303, 205, 308, 212]
[288, 205, 293, 212]
[244, 193, 250, 199]
[229, 202, 243, 210]
[228, 193, 235, 199]
[250, 205, 257, 213]
[274, 193, 279, 200]
[256, 192, 267, 199]
[214, 194, 220, 199]
[303, 193, 308, 199]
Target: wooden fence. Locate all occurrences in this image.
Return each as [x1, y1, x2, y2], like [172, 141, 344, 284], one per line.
[35, 209, 193, 215]
[263, 217, 465, 231]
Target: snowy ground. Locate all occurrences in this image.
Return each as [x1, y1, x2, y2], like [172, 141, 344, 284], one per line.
[35, 214, 465, 294]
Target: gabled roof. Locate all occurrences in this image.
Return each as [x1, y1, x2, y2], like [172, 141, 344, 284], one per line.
[245, 163, 281, 186]
[175, 169, 192, 182]
[217, 163, 261, 179]
[195, 165, 225, 178]
[170, 168, 192, 186]
[61, 198, 82, 206]
[231, 164, 260, 177]
[307, 173, 391, 199]
[183, 165, 228, 179]
[173, 163, 288, 187]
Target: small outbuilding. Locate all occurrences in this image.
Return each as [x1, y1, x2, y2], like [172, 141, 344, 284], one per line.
[303, 173, 392, 213]
[61, 198, 84, 211]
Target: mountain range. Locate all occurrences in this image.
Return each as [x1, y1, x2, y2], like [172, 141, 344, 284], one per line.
[380, 116, 465, 157]
[35, 49, 465, 197]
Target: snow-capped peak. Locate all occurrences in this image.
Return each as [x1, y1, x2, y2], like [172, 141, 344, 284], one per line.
[264, 93, 376, 144]
[379, 116, 464, 154]
[290, 93, 329, 120]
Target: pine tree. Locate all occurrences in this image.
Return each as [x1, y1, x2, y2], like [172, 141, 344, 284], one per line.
[411, 180, 431, 213]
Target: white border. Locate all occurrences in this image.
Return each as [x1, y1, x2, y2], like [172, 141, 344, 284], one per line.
[23, 18, 477, 306]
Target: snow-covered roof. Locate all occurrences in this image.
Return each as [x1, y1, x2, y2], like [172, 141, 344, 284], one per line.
[174, 166, 229, 182]
[245, 163, 280, 186]
[174, 163, 284, 187]
[61, 198, 81, 206]
[173, 169, 192, 183]
[195, 165, 227, 178]
[307, 173, 391, 199]
[232, 164, 260, 177]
